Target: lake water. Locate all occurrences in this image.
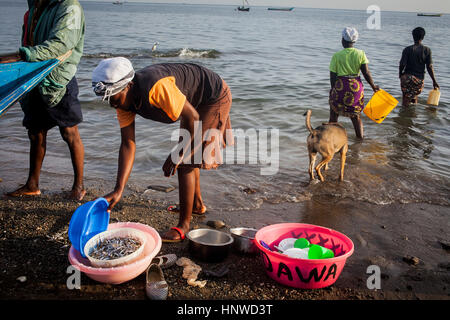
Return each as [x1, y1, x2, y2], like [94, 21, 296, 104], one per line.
[0, 1, 449, 211]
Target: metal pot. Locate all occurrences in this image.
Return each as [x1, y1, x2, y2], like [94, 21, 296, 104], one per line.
[230, 227, 259, 254]
[186, 229, 234, 263]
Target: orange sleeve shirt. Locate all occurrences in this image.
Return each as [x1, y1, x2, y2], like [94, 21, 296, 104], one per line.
[116, 76, 187, 128]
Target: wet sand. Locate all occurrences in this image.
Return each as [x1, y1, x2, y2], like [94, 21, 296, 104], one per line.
[0, 180, 449, 301]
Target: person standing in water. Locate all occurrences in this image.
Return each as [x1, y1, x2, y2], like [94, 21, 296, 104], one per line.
[328, 27, 379, 139]
[2, 0, 86, 200]
[399, 27, 439, 107]
[91, 58, 233, 242]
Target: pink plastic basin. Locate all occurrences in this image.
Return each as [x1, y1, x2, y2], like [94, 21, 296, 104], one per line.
[68, 222, 162, 284]
[255, 223, 354, 289]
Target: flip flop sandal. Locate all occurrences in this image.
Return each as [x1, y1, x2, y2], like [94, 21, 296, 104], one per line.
[161, 227, 186, 243]
[167, 204, 207, 216]
[151, 253, 177, 269]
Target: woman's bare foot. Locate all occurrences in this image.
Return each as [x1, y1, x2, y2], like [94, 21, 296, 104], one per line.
[6, 185, 41, 197]
[168, 204, 207, 215]
[193, 198, 206, 214]
[67, 187, 86, 201]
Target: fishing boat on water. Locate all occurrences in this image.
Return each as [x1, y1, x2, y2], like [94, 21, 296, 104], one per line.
[417, 13, 442, 17]
[237, 0, 250, 11]
[112, 1, 124, 5]
[268, 7, 295, 11]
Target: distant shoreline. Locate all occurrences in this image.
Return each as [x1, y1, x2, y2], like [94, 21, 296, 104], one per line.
[74, 1, 450, 15]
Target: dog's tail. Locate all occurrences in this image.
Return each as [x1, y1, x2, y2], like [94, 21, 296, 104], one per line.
[304, 110, 313, 134]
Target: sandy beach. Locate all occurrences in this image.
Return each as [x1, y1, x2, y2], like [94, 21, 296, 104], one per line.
[0, 178, 448, 301]
[0, 2, 449, 312]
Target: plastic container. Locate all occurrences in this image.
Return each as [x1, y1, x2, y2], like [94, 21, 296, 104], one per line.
[276, 238, 297, 252]
[84, 227, 147, 268]
[427, 89, 440, 106]
[363, 89, 399, 124]
[68, 222, 161, 284]
[294, 238, 310, 249]
[255, 223, 354, 289]
[308, 244, 335, 259]
[284, 248, 309, 259]
[68, 198, 109, 258]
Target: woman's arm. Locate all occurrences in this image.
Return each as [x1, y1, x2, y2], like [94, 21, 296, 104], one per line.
[399, 48, 407, 78]
[399, 63, 405, 78]
[330, 71, 337, 88]
[103, 121, 136, 211]
[360, 64, 379, 92]
[426, 64, 439, 89]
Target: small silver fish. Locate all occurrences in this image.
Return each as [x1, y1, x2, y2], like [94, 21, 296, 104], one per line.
[90, 237, 141, 260]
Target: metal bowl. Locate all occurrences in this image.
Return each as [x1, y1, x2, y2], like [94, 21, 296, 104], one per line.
[186, 229, 234, 263]
[230, 227, 259, 254]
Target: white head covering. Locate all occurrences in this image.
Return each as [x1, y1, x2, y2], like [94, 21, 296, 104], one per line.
[92, 57, 135, 102]
[342, 27, 359, 43]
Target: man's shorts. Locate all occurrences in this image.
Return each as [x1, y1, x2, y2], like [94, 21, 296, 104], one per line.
[21, 77, 83, 132]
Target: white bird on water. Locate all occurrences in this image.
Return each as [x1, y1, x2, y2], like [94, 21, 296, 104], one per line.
[152, 42, 159, 52]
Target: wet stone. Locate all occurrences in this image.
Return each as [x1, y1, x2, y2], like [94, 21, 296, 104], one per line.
[242, 187, 258, 194]
[206, 220, 226, 229]
[403, 255, 420, 266]
[146, 185, 175, 193]
[438, 241, 450, 252]
[437, 262, 450, 271]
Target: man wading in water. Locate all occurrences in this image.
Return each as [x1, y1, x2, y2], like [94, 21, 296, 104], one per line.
[91, 58, 233, 242]
[1, 0, 86, 200]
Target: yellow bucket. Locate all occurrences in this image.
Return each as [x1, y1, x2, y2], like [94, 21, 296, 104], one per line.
[427, 89, 440, 106]
[363, 89, 399, 124]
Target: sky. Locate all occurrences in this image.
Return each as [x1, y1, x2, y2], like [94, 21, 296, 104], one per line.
[0, 0, 447, 13]
[82, 0, 450, 14]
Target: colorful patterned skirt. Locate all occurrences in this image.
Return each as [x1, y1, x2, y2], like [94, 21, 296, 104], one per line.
[329, 76, 365, 117]
[400, 74, 424, 102]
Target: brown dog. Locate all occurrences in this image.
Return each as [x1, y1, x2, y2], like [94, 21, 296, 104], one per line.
[305, 110, 348, 182]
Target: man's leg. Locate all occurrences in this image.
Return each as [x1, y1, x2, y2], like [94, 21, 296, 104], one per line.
[60, 125, 86, 200]
[7, 129, 47, 196]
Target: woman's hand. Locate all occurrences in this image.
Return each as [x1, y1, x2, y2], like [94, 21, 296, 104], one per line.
[372, 84, 380, 92]
[163, 100, 200, 177]
[103, 189, 123, 212]
[433, 81, 440, 90]
[163, 153, 183, 177]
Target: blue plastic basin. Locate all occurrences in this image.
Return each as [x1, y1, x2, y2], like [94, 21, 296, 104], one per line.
[68, 198, 110, 258]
